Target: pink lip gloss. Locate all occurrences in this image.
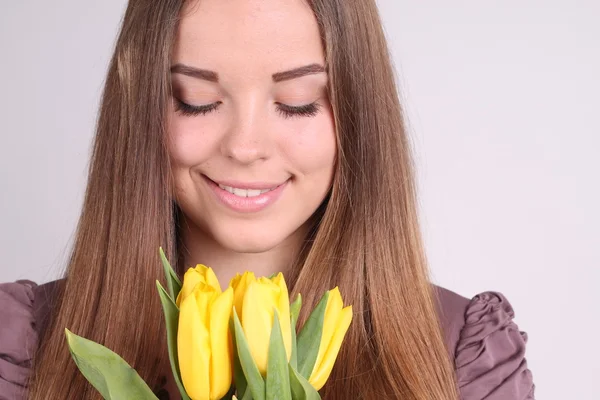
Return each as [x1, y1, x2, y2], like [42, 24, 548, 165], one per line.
[203, 175, 289, 213]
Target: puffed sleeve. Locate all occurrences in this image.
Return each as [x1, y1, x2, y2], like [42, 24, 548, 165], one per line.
[455, 291, 535, 399]
[0, 280, 38, 400]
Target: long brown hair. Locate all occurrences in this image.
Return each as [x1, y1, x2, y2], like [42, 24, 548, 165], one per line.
[29, 1, 459, 399]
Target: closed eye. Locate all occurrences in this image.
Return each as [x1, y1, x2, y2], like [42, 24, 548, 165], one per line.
[275, 102, 321, 119]
[174, 98, 221, 117]
[173, 98, 321, 119]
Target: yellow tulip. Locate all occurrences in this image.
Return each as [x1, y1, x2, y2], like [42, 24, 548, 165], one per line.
[176, 264, 221, 307]
[308, 287, 353, 391]
[230, 272, 292, 375]
[178, 266, 234, 400]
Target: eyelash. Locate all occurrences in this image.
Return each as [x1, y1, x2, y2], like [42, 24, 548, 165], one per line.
[174, 100, 221, 117]
[276, 102, 322, 119]
[174, 99, 321, 119]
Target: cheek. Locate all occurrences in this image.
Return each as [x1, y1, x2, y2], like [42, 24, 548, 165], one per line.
[168, 115, 218, 168]
[280, 110, 337, 177]
[167, 116, 221, 202]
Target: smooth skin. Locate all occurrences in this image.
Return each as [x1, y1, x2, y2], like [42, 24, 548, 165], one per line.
[169, 0, 337, 288]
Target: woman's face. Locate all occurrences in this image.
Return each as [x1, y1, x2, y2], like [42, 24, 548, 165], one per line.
[168, 0, 336, 253]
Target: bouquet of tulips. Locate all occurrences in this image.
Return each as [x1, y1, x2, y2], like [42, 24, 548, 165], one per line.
[65, 248, 352, 399]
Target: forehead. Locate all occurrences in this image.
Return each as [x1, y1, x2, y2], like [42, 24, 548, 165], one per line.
[173, 0, 324, 76]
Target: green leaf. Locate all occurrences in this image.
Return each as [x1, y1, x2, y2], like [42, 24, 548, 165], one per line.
[296, 292, 329, 379]
[64, 328, 159, 400]
[229, 319, 249, 400]
[288, 365, 321, 400]
[266, 311, 292, 400]
[290, 294, 302, 326]
[156, 281, 190, 400]
[159, 247, 182, 300]
[240, 390, 253, 400]
[289, 294, 302, 369]
[233, 309, 265, 400]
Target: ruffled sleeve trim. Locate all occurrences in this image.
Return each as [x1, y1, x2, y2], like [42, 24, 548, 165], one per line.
[0, 280, 38, 399]
[455, 291, 535, 399]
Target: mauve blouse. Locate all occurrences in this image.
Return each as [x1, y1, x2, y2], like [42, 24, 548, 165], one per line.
[0, 279, 535, 399]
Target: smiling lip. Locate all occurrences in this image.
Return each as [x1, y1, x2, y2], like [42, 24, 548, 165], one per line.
[202, 175, 289, 213]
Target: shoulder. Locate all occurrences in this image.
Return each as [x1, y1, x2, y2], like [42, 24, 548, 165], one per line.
[432, 285, 470, 356]
[433, 285, 536, 399]
[0, 279, 63, 399]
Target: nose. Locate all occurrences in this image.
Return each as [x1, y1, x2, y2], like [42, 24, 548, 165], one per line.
[220, 98, 272, 165]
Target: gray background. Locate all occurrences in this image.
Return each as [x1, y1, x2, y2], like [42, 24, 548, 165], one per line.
[1, 1, 598, 398]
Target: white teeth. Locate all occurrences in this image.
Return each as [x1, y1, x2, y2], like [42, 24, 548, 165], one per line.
[232, 188, 247, 197]
[246, 189, 262, 197]
[218, 184, 274, 197]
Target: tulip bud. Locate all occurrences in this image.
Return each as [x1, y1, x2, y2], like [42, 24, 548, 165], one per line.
[308, 287, 352, 391]
[230, 272, 292, 375]
[178, 266, 234, 400]
[176, 264, 222, 307]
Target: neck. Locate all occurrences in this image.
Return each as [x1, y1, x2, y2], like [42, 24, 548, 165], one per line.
[177, 216, 309, 289]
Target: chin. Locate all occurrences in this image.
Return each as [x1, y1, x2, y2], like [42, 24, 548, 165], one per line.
[212, 226, 288, 254]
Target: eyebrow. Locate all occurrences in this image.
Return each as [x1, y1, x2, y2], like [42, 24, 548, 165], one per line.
[170, 63, 326, 83]
[170, 64, 218, 82]
[272, 63, 326, 82]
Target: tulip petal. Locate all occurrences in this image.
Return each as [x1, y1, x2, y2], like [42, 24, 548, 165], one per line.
[312, 287, 342, 376]
[203, 264, 222, 292]
[257, 277, 280, 305]
[178, 289, 211, 400]
[209, 287, 234, 400]
[242, 281, 276, 374]
[177, 268, 205, 307]
[230, 273, 242, 288]
[271, 274, 292, 361]
[231, 272, 256, 323]
[308, 305, 353, 391]
[177, 265, 222, 307]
